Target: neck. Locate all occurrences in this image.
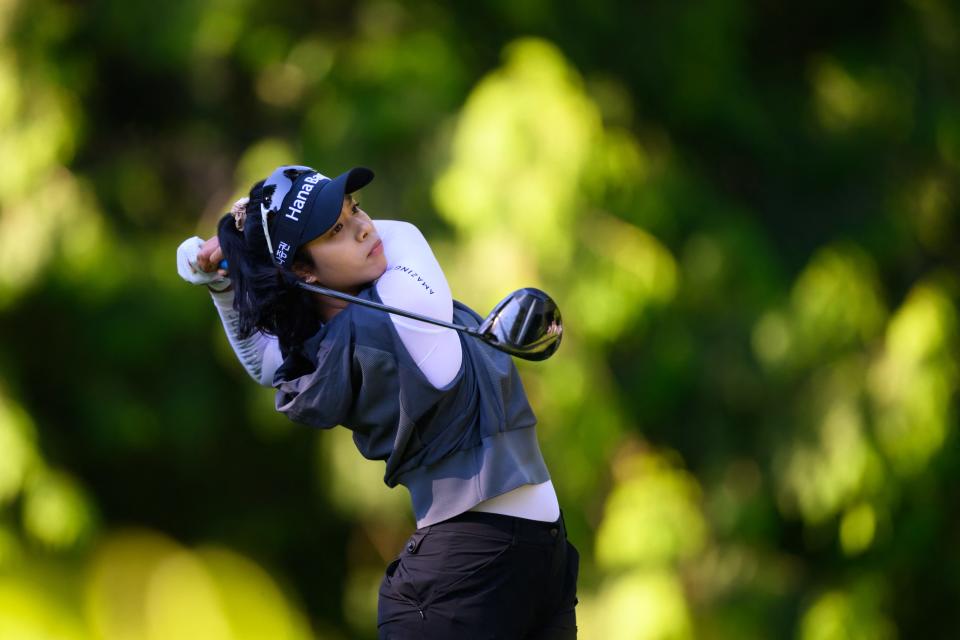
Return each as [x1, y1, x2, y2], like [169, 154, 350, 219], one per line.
[314, 289, 357, 322]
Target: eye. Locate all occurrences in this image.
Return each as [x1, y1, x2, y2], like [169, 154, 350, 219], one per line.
[351, 202, 361, 214]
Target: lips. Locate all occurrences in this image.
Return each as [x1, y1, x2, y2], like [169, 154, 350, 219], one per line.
[368, 239, 383, 257]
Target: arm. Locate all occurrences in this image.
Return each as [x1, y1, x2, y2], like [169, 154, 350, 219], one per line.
[177, 235, 282, 387]
[210, 289, 283, 387]
[372, 220, 462, 389]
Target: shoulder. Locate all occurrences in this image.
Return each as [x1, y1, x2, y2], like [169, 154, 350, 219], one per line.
[453, 299, 482, 324]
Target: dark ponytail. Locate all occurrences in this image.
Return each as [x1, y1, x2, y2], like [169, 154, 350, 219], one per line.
[217, 182, 321, 354]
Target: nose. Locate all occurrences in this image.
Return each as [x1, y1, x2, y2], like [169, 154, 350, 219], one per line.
[357, 217, 373, 241]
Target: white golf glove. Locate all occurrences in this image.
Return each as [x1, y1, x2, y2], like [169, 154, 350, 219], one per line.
[176, 236, 231, 292]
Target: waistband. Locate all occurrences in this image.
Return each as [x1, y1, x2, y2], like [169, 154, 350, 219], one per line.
[427, 509, 567, 546]
[397, 426, 550, 528]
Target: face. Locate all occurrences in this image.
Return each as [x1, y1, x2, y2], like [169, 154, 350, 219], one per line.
[296, 194, 387, 294]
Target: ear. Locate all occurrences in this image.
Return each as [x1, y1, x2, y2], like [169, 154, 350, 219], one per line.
[292, 262, 318, 283]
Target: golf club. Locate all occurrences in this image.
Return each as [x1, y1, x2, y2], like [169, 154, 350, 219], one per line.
[296, 281, 563, 361]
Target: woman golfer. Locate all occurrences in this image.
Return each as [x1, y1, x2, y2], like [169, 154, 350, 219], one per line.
[177, 164, 578, 638]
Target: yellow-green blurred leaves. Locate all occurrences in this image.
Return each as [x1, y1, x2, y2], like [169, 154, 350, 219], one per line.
[755, 249, 887, 532]
[86, 531, 313, 640]
[868, 280, 958, 476]
[681, 234, 727, 297]
[256, 61, 308, 109]
[145, 550, 235, 640]
[810, 57, 913, 136]
[906, 0, 959, 53]
[0, 396, 94, 636]
[288, 38, 335, 86]
[85, 531, 179, 640]
[234, 138, 297, 199]
[0, 169, 105, 307]
[341, 567, 383, 638]
[0, 525, 20, 567]
[432, 34, 674, 346]
[212, 137, 299, 229]
[0, 577, 88, 640]
[0, 81, 78, 199]
[596, 447, 706, 570]
[839, 503, 877, 557]
[574, 211, 677, 342]
[0, 52, 19, 129]
[580, 570, 694, 640]
[875, 279, 956, 374]
[520, 349, 623, 506]
[433, 38, 602, 271]
[22, 469, 96, 550]
[799, 578, 896, 640]
[0, 389, 95, 552]
[431, 233, 540, 312]
[773, 358, 882, 526]
[897, 173, 956, 254]
[760, 250, 958, 555]
[192, 0, 250, 60]
[346, 27, 457, 99]
[0, 390, 38, 506]
[317, 427, 410, 523]
[186, 547, 311, 640]
[753, 245, 885, 371]
[0, 28, 105, 308]
[784, 244, 885, 353]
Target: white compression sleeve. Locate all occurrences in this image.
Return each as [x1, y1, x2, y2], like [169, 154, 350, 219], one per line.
[210, 220, 460, 389]
[373, 220, 462, 389]
[210, 289, 282, 387]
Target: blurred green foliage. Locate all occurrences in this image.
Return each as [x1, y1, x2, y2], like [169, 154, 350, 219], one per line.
[1, 0, 958, 637]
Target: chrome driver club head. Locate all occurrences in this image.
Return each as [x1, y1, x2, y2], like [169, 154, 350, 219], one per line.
[477, 288, 563, 361]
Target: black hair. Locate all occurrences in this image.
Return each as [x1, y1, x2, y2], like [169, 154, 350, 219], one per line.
[217, 180, 321, 354]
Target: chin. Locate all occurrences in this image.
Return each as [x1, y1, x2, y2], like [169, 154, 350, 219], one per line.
[356, 265, 387, 289]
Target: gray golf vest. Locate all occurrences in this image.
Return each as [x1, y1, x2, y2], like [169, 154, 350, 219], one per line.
[273, 285, 550, 527]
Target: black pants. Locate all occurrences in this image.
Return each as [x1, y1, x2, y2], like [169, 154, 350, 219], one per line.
[378, 511, 579, 639]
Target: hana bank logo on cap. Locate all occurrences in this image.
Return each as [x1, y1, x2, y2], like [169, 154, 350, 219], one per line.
[284, 172, 323, 223]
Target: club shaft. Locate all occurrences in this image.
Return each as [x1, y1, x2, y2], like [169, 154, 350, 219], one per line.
[296, 281, 483, 336]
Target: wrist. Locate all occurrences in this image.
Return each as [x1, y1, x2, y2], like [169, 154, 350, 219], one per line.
[207, 281, 233, 293]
